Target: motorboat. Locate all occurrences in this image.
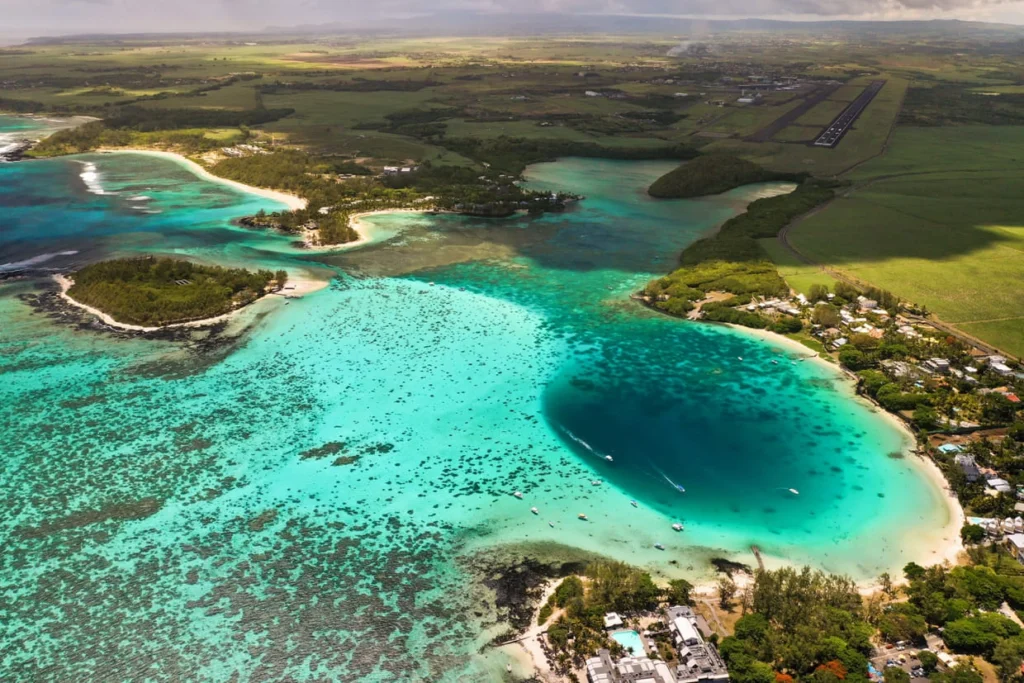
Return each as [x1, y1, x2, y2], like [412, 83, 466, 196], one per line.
[630, 500, 638, 508]
[531, 507, 539, 515]
[654, 543, 665, 550]
[578, 513, 588, 521]
[605, 455, 613, 462]
[513, 491, 523, 499]
[672, 523, 684, 532]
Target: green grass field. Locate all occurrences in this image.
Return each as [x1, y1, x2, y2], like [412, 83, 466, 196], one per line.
[788, 125, 1024, 356]
[757, 238, 839, 295]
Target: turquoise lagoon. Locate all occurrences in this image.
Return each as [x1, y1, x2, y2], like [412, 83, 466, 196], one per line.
[0, 150, 955, 680]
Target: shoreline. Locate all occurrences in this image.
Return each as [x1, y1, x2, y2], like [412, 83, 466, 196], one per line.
[300, 208, 428, 252]
[95, 148, 308, 211]
[637, 299, 964, 583]
[54, 273, 327, 332]
[729, 322, 966, 578]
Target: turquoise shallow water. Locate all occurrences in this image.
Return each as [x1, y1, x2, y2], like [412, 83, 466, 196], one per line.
[0, 149, 954, 680]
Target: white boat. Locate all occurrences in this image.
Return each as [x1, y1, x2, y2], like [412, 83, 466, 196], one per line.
[549, 521, 555, 528]
[605, 455, 613, 462]
[531, 507, 539, 515]
[578, 513, 588, 521]
[672, 523, 684, 532]
[630, 500, 638, 508]
[513, 491, 523, 499]
[788, 488, 799, 495]
[738, 357, 744, 361]
[591, 480, 601, 486]
[654, 543, 665, 550]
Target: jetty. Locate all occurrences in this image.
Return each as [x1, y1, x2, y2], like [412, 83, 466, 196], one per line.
[751, 545, 765, 571]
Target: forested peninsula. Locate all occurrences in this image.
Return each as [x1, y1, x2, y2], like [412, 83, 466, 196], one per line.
[648, 154, 804, 199]
[64, 257, 285, 327]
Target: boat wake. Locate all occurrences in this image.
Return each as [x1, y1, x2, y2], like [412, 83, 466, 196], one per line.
[649, 463, 686, 493]
[559, 426, 614, 462]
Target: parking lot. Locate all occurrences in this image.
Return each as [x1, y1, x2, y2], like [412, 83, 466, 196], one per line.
[870, 643, 931, 681]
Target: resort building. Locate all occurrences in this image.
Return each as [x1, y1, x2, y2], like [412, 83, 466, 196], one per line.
[605, 612, 625, 630]
[1005, 534, 1024, 565]
[666, 606, 731, 683]
[587, 650, 618, 683]
[585, 606, 729, 683]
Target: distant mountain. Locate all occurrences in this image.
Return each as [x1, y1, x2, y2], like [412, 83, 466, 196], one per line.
[275, 14, 1024, 38]
[24, 14, 1024, 45]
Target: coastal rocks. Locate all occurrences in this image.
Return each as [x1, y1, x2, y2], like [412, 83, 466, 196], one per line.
[0, 140, 33, 162]
[463, 547, 591, 635]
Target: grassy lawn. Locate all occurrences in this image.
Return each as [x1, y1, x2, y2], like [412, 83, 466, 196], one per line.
[795, 99, 849, 126]
[757, 238, 839, 295]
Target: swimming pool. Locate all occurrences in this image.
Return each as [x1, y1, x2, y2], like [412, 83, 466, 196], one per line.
[611, 630, 645, 656]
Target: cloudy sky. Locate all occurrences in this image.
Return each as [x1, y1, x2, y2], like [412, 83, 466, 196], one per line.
[2, 0, 1024, 37]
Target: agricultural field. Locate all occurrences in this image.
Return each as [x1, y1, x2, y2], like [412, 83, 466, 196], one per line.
[786, 126, 1024, 356]
[4, 32, 1024, 354]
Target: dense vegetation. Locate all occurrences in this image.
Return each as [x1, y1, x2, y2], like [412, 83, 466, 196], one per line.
[440, 136, 698, 175]
[722, 567, 873, 683]
[67, 257, 282, 326]
[31, 108, 293, 156]
[648, 154, 803, 199]
[644, 179, 840, 318]
[891, 558, 1024, 680]
[899, 85, 1024, 126]
[220, 151, 579, 244]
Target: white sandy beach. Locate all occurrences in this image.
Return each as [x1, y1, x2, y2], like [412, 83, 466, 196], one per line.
[96, 148, 308, 211]
[55, 273, 327, 332]
[301, 208, 428, 252]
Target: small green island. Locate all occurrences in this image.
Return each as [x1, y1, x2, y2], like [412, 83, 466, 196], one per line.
[647, 154, 802, 199]
[64, 257, 286, 327]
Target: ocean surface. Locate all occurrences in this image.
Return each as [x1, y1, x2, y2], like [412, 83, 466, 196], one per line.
[0, 132, 954, 680]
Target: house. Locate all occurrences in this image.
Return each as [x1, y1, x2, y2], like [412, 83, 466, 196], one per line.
[992, 363, 1014, 377]
[925, 358, 951, 374]
[383, 166, 399, 174]
[1006, 533, 1024, 565]
[585, 90, 602, 97]
[953, 453, 980, 482]
[604, 612, 624, 630]
[858, 296, 878, 310]
[988, 478, 1013, 494]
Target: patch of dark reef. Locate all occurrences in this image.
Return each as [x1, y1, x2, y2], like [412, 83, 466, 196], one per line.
[17, 497, 162, 539]
[300, 441, 347, 460]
